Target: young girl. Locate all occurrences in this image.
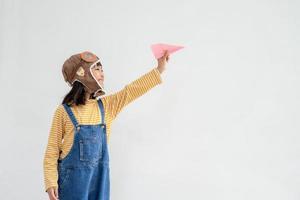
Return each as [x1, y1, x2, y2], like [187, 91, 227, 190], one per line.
[43, 50, 169, 200]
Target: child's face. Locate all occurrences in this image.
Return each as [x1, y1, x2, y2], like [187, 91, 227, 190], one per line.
[91, 62, 104, 86]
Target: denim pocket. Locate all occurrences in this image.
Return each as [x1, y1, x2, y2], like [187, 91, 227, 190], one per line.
[79, 137, 102, 162]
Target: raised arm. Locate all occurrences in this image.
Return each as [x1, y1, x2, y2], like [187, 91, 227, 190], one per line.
[101, 50, 169, 120]
[101, 67, 162, 120]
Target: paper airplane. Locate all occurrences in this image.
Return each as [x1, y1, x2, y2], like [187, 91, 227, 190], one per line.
[150, 43, 184, 59]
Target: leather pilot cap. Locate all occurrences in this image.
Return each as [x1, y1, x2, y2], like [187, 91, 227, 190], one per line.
[62, 51, 106, 98]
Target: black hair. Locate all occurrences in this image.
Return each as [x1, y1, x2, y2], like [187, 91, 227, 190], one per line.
[62, 81, 95, 106]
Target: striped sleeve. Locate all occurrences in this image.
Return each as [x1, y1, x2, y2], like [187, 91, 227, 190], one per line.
[102, 67, 162, 121]
[43, 105, 64, 192]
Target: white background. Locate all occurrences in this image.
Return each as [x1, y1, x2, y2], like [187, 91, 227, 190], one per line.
[0, 0, 299, 199]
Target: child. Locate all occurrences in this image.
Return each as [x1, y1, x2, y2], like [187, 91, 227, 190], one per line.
[43, 50, 169, 200]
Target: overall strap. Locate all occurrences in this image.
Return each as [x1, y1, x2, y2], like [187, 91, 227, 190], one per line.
[62, 104, 79, 128]
[97, 98, 105, 124]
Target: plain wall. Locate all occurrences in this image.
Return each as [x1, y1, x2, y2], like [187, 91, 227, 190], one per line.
[0, 0, 299, 199]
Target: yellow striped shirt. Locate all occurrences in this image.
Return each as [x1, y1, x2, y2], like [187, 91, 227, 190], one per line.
[43, 68, 162, 192]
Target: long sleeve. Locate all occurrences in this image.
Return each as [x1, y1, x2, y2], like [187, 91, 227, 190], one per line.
[102, 67, 162, 121]
[43, 105, 64, 192]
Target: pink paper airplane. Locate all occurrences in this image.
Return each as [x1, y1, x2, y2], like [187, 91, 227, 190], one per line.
[150, 43, 184, 59]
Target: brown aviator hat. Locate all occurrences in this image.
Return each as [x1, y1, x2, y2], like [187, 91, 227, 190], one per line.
[62, 51, 106, 98]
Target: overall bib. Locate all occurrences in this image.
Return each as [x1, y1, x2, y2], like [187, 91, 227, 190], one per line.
[58, 99, 110, 200]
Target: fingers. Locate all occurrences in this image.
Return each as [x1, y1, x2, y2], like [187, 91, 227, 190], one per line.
[157, 50, 170, 62]
[54, 187, 59, 199]
[164, 50, 170, 62]
[49, 189, 58, 200]
[164, 50, 169, 57]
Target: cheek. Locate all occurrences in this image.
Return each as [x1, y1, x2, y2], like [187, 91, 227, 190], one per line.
[92, 70, 98, 75]
[95, 71, 102, 78]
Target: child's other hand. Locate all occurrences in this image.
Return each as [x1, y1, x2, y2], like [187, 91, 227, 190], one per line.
[156, 50, 170, 74]
[47, 187, 59, 200]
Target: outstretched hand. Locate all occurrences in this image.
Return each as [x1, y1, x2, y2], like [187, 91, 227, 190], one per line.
[156, 50, 170, 74]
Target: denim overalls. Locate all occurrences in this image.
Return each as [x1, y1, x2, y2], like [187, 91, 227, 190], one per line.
[57, 99, 110, 200]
